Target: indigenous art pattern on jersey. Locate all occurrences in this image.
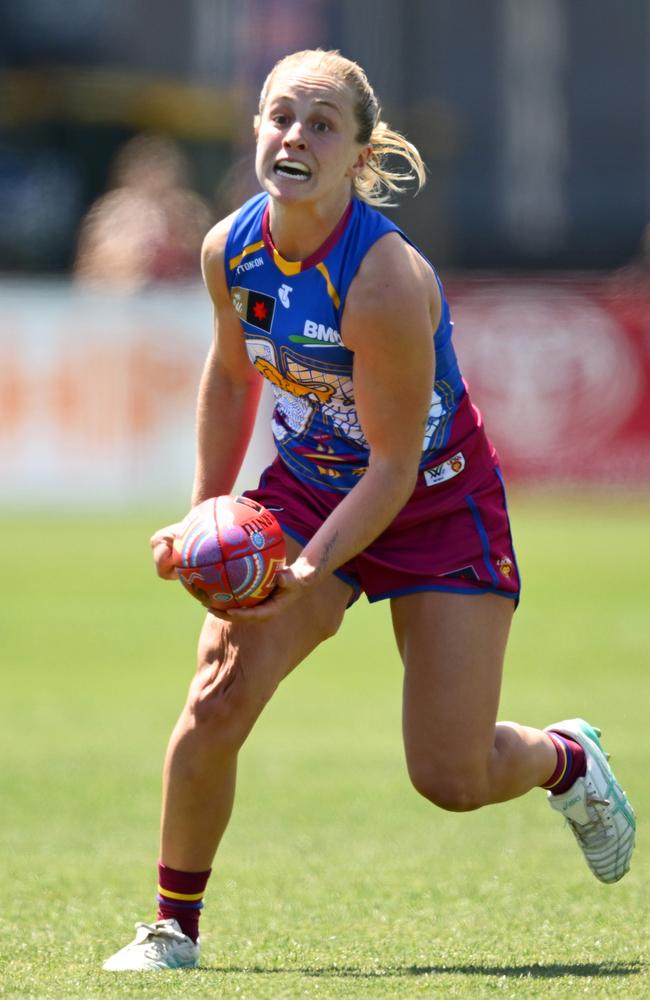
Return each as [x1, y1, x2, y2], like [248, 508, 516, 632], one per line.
[225, 192, 478, 492]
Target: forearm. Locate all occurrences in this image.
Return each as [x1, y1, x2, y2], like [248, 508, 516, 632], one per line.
[295, 457, 418, 586]
[191, 357, 262, 506]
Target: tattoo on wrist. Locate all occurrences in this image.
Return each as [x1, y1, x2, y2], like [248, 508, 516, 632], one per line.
[318, 533, 338, 573]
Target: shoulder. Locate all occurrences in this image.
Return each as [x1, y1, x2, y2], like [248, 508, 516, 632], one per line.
[201, 210, 239, 272]
[354, 229, 427, 285]
[202, 192, 268, 285]
[342, 232, 441, 347]
[200, 210, 241, 303]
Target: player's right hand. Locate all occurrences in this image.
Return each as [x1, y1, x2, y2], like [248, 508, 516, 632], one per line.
[149, 523, 181, 580]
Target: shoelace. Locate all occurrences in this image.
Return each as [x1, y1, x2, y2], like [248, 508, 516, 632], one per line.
[568, 796, 613, 849]
[134, 922, 187, 950]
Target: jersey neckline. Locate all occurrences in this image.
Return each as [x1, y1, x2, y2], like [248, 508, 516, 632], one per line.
[261, 199, 353, 274]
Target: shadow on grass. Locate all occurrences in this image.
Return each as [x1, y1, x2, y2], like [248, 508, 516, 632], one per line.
[205, 961, 644, 980]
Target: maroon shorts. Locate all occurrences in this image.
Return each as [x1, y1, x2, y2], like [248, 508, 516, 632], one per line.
[244, 438, 520, 606]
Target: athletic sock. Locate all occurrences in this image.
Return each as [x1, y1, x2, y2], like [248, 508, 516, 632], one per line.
[541, 732, 587, 795]
[156, 862, 211, 943]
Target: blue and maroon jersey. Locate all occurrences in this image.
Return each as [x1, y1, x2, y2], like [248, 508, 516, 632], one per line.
[224, 191, 485, 492]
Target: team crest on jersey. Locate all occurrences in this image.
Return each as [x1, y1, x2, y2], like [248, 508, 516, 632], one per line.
[423, 452, 465, 487]
[231, 286, 275, 333]
[254, 357, 335, 404]
[497, 556, 514, 578]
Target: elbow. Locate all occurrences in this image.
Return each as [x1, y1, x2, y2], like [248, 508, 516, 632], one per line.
[370, 454, 420, 503]
[396, 461, 419, 499]
[402, 466, 420, 502]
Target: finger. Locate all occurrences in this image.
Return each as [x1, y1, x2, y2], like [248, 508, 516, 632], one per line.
[206, 608, 234, 623]
[153, 537, 173, 554]
[274, 568, 300, 589]
[152, 549, 174, 572]
[224, 608, 261, 622]
[226, 600, 280, 622]
[152, 548, 177, 580]
[150, 523, 181, 548]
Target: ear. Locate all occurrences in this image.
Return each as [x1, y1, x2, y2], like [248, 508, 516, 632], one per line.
[253, 114, 261, 140]
[347, 144, 372, 178]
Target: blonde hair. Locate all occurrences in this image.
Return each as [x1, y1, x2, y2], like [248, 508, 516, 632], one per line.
[257, 49, 426, 207]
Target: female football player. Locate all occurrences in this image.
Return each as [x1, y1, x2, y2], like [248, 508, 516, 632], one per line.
[104, 48, 635, 971]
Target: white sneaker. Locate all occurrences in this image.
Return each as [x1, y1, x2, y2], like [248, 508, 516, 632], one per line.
[545, 718, 636, 883]
[102, 919, 199, 971]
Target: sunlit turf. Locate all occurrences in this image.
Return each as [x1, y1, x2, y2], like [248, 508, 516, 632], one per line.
[0, 493, 648, 998]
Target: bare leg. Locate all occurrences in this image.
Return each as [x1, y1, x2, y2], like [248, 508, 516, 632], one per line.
[391, 591, 556, 811]
[161, 536, 353, 870]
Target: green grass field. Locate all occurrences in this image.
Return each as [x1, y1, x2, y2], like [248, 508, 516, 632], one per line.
[1, 494, 648, 999]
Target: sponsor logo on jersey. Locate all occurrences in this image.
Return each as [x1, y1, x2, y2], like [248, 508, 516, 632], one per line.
[278, 283, 293, 308]
[423, 452, 465, 487]
[231, 287, 275, 333]
[235, 256, 264, 275]
[289, 319, 342, 347]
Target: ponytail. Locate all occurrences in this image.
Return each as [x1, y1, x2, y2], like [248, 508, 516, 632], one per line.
[354, 120, 426, 207]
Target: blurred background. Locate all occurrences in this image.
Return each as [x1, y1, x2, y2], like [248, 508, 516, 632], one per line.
[1, 0, 649, 505]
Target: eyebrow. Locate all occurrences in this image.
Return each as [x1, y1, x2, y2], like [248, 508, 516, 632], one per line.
[312, 99, 342, 112]
[269, 94, 343, 115]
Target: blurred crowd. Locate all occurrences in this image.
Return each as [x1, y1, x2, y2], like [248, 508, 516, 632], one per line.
[73, 134, 213, 290]
[2, 0, 649, 279]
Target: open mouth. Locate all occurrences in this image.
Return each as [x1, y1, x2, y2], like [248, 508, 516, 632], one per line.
[274, 159, 312, 182]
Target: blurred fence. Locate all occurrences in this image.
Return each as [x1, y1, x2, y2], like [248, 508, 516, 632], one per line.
[0, 280, 274, 508]
[1, 275, 648, 509]
[449, 274, 650, 487]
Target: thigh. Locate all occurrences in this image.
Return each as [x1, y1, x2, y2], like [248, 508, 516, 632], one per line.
[193, 534, 353, 722]
[391, 591, 514, 773]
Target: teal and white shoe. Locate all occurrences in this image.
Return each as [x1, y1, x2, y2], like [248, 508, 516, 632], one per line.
[102, 919, 199, 971]
[545, 718, 635, 884]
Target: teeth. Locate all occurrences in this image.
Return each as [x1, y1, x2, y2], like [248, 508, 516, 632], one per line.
[275, 160, 311, 179]
[282, 160, 309, 173]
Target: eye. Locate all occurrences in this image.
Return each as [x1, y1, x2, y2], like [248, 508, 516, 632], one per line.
[312, 120, 331, 133]
[271, 113, 289, 126]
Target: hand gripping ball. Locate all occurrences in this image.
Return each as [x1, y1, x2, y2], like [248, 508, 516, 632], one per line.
[172, 495, 286, 610]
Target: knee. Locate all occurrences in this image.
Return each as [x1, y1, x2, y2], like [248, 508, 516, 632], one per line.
[310, 603, 346, 645]
[407, 761, 488, 813]
[185, 637, 267, 754]
[187, 674, 250, 752]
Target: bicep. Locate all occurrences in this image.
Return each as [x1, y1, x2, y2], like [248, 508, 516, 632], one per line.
[353, 323, 434, 469]
[345, 245, 437, 467]
[211, 300, 259, 385]
[202, 226, 260, 386]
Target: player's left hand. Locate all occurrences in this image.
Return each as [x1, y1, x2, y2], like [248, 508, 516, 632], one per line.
[223, 562, 311, 622]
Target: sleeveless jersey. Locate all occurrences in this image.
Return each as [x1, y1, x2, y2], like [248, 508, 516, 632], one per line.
[224, 191, 483, 493]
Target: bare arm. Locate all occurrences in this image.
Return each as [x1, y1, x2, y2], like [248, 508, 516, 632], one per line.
[151, 213, 263, 577]
[229, 232, 440, 615]
[192, 215, 264, 505]
[294, 233, 440, 580]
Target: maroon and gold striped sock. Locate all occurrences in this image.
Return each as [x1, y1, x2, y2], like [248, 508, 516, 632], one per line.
[156, 863, 211, 943]
[542, 732, 587, 795]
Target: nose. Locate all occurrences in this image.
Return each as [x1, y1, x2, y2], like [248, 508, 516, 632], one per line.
[283, 120, 306, 149]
